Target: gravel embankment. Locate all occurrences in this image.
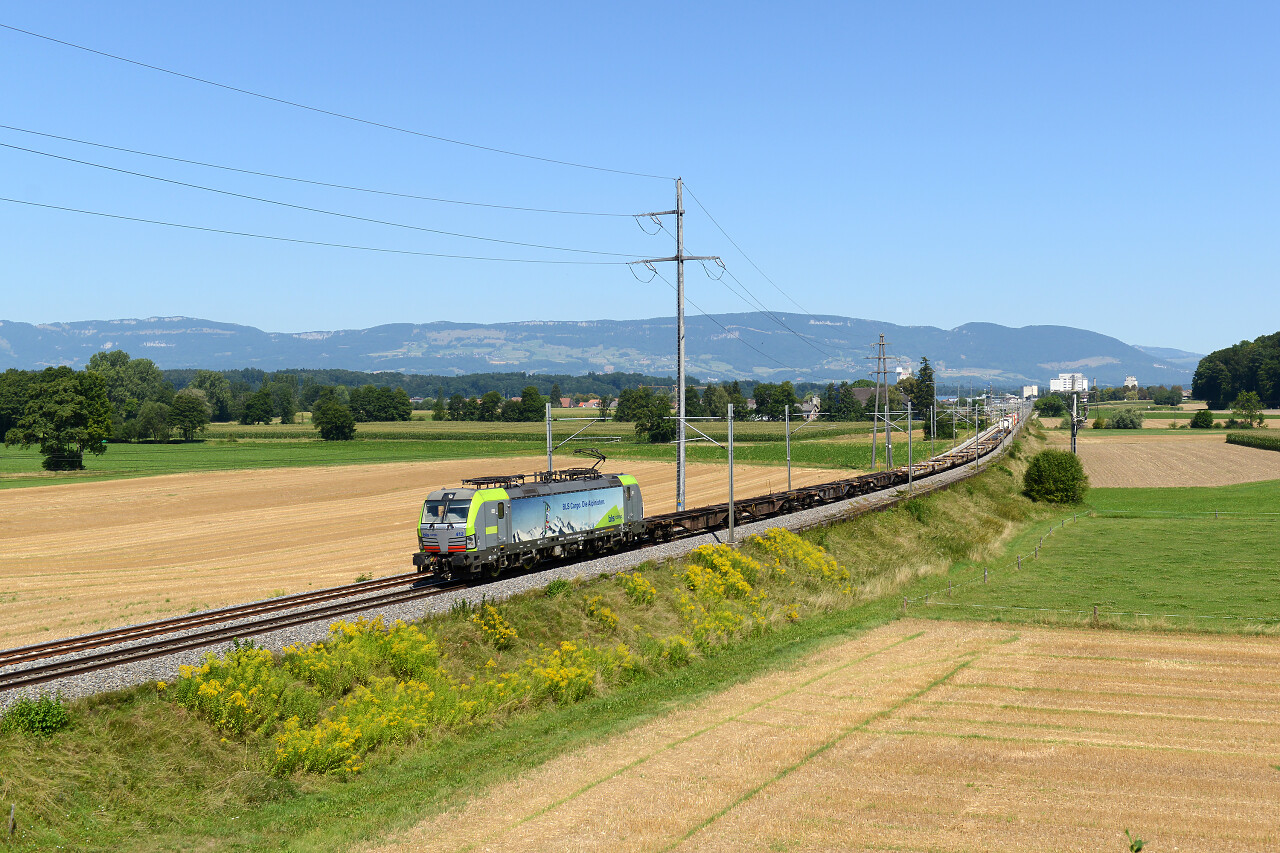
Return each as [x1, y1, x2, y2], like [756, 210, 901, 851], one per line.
[0, 427, 1021, 709]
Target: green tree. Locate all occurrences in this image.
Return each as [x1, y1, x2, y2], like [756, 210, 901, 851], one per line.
[477, 390, 503, 421]
[431, 388, 446, 421]
[1190, 408, 1216, 429]
[135, 401, 173, 441]
[4, 367, 112, 470]
[1231, 391, 1265, 427]
[598, 394, 614, 420]
[518, 386, 546, 422]
[702, 384, 728, 420]
[0, 368, 35, 437]
[87, 350, 172, 422]
[912, 357, 937, 435]
[635, 393, 676, 443]
[1034, 395, 1067, 417]
[684, 386, 705, 419]
[1108, 409, 1144, 429]
[313, 394, 356, 440]
[549, 383, 562, 407]
[171, 389, 212, 440]
[190, 370, 234, 421]
[268, 381, 297, 425]
[1192, 358, 1233, 408]
[241, 388, 274, 425]
[1023, 449, 1089, 503]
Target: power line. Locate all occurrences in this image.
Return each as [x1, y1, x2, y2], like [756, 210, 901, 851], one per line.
[0, 22, 673, 181]
[682, 181, 825, 318]
[1, 141, 644, 258]
[0, 196, 629, 265]
[656, 219, 837, 358]
[650, 268, 796, 371]
[0, 124, 638, 217]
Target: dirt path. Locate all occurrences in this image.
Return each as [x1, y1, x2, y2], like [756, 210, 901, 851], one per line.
[0, 458, 836, 648]
[369, 620, 1280, 853]
[1045, 430, 1280, 487]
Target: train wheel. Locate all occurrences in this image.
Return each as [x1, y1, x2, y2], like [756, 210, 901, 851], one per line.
[521, 553, 539, 571]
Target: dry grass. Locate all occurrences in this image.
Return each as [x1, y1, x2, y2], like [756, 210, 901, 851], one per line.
[367, 620, 1280, 853]
[1043, 430, 1280, 487]
[0, 457, 835, 649]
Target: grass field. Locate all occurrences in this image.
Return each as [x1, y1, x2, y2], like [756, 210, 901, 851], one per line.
[907, 478, 1280, 631]
[1, 418, 974, 489]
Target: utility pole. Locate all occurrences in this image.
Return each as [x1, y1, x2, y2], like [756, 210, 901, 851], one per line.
[865, 335, 890, 472]
[631, 178, 721, 512]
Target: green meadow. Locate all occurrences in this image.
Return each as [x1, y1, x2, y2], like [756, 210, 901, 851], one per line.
[907, 478, 1280, 631]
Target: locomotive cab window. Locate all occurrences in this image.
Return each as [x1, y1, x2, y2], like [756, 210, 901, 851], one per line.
[423, 499, 470, 524]
[497, 503, 505, 519]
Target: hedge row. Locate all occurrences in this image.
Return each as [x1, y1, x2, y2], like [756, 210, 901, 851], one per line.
[1225, 432, 1280, 452]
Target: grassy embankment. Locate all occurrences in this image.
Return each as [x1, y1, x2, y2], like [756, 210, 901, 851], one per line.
[0, 417, 975, 490]
[0, 430, 1035, 852]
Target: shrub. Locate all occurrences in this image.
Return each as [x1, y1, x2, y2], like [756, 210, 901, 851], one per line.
[1, 695, 71, 736]
[1108, 410, 1143, 429]
[1023, 449, 1089, 504]
[1092, 417, 1107, 429]
[1189, 409, 1216, 429]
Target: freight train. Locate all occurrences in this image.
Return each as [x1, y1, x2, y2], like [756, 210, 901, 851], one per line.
[412, 417, 1018, 579]
[412, 461, 645, 578]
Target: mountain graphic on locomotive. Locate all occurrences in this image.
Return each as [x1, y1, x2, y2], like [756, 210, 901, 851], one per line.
[412, 452, 644, 578]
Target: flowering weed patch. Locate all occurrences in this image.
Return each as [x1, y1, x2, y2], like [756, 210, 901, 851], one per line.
[471, 604, 519, 648]
[168, 526, 859, 778]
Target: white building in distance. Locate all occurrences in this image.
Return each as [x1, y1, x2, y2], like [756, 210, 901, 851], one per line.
[1124, 376, 1138, 389]
[1022, 385, 1039, 399]
[1048, 373, 1089, 393]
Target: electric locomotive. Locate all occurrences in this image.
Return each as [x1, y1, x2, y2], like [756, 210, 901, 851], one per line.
[412, 457, 644, 578]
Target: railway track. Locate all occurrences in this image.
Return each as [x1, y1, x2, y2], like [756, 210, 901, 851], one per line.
[0, 420, 1020, 697]
[0, 577, 466, 693]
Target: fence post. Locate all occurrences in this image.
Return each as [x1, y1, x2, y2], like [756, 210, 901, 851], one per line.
[1093, 604, 1098, 623]
[1017, 555, 1021, 571]
[1034, 546, 1039, 559]
[8, 803, 14, 837]
[984, 566, 988, 583]
[948, 579, 952, 596]
[903, 596, 907, 612]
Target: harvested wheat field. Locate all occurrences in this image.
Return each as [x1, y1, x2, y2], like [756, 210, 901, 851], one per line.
[0, 457, 836, 649]
[370, 620, 1280, 853]
[1049, 431, 1280, 487]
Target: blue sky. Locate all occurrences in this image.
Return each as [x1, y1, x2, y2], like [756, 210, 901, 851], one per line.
[2, 1, 1276, 355]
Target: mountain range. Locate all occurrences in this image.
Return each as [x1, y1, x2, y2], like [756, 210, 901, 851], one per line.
[0, 314, 1201, 388]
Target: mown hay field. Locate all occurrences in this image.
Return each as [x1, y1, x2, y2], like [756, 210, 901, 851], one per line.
[0, 456, 836, 649]
[1042, 428, 1280, 487]
[370, 619, 1280, 853]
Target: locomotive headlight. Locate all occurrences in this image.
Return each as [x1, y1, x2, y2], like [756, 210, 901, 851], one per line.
[466, 534, 476, 549]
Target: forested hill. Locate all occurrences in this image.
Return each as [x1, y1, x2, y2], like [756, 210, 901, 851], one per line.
[1191, 331, 1280, 407]
[0, 313, 1197, 387]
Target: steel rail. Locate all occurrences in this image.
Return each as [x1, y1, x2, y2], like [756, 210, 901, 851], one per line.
[0, 571, 425, 669]
[0, 581, 465, 692]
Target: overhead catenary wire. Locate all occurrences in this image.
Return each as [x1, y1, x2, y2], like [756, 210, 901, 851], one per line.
[0, 22, 673, 181]
[0, 124, 639, 217]
[0, 197, 629, 265]
[652, 219, 838, 359]
[682, 181, 821, 316]
[0, 141, 646, 258]
[649, 268, 797, 371]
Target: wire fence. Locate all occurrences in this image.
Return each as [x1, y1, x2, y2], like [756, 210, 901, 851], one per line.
[902, 509, 1280, 626]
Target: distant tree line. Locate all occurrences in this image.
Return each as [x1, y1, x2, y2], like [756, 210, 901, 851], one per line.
[1192, 331, 1280, 409]
[1, 351, 215, 469]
